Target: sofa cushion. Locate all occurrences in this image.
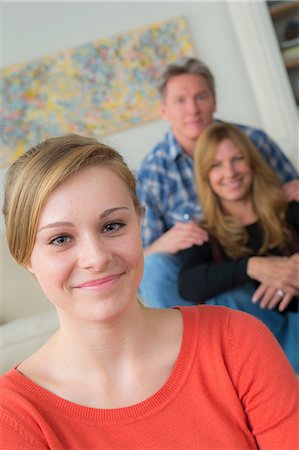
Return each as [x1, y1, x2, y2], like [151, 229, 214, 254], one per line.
[1, 234, 52, 323]
[0, 309, 59, 374]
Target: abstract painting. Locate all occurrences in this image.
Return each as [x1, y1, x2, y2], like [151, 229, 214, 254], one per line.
[0, 16, 196, 167]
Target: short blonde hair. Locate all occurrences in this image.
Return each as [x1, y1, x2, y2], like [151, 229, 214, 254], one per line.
[194, 123, 290, 258]
[3, 134, 142, 265]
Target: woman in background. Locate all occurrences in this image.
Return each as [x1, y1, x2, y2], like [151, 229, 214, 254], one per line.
[179, 122, 299, 373]
[0, 134, 298, 449]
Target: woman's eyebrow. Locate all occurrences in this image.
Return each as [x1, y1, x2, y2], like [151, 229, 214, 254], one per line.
[99, 207, 129, 219]
[37, 221, 74, 233]
[37, 207, 129, 233]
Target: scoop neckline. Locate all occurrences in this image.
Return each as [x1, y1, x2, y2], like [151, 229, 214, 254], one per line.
[9, 306, 198, 424]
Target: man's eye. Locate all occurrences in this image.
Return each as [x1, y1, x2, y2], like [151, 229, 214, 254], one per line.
[196, 92, 209, 101]
[49, 235, 71, 246]
[103, 222, 125, 233]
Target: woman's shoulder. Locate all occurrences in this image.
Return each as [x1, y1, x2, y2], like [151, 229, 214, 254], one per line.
[0, 368, 19, 390]
[0, 368, 36, 423]
[0, 367, 37, 403]
[179, 305, 283, 352]
[179, 303, 258, 325]
[0, 368, 49, 449]
[180, 305, 297, 384]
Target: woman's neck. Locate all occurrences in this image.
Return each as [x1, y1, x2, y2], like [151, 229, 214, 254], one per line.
[18, 304, 183, 408]
[54, 300, 147, 371]
[221, 198, 258, 226]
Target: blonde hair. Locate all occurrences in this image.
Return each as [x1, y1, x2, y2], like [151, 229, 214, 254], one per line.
[194, 123, 290, 258]
[3, 134, 142, 266]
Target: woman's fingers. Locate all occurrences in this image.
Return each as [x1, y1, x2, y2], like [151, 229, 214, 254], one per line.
[252, 285, 295, 311]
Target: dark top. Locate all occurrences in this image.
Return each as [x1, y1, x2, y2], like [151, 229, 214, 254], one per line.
[178, 202, 299, 312]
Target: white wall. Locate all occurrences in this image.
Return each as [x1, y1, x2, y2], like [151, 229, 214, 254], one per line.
[1, 1, 261, 170]
[0, 1, 297, 230]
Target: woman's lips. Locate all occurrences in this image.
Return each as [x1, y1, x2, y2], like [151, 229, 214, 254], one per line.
[74, 274, 123, 290]
[222, 176, 243, 187]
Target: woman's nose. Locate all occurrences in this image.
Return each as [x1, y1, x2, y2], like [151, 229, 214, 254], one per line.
[223, 162, 235, 176]
[78, 235, 112, 271]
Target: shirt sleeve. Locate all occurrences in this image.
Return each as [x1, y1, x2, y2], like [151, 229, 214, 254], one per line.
[241, 126, 298, 183]
[0, 411, 49, 450]
[227, 311, 299, 449]
[287, 201, 299, 231]
[178, 243, 251, 302]
[137, 162, 168, 248]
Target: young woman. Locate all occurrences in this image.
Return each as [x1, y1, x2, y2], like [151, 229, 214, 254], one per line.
[1, 134, 298, 449]
[179, 122, 299, 372]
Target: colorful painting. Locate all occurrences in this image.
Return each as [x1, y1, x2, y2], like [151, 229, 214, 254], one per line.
[0, 16, 196, 167]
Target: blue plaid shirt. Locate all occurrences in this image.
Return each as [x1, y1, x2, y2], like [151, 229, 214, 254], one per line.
[137, 122, 298, 248]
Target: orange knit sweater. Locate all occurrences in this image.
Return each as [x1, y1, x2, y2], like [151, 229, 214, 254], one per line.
[0, 306, 298, 449]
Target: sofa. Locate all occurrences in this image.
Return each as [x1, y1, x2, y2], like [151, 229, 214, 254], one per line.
[0, 234, 59, 374]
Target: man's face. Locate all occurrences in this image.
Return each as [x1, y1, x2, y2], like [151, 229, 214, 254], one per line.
[160, 73, 216, 156]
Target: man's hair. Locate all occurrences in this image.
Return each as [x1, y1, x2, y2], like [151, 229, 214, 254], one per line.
[157, 57, 216, 99]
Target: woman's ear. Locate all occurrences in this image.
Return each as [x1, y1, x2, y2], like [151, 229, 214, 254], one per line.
[25, 260, 34, 275]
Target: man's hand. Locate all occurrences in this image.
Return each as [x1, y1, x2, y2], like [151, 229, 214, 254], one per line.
[283, 179, 299, 201]
[144, 222, 208, 256]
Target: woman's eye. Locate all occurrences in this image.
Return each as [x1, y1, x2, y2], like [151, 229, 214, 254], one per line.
[103, 222, 125, 233]
[234, 154, 244, 161]
[210, 162, 220, 169]
[49, 235, 71, 246]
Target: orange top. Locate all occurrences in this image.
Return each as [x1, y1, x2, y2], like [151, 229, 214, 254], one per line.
[0, 306, 298, 449]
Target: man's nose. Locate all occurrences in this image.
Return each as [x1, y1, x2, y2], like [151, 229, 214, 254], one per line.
[187, 98, 200, 113]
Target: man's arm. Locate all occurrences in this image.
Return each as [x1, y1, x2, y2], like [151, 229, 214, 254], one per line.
[144, 222, 208, 256]
[239, 125, 299, 200]
[238, 125, 297, 175]
[137, 167, 207, 255]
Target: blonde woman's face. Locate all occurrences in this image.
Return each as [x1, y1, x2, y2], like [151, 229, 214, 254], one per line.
[26, 165, 144, 324]
[208, 138, 253, 207]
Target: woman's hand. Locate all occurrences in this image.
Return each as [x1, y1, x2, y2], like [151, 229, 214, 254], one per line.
[247, 254, 299, 311]
[252, 284, 294, 311]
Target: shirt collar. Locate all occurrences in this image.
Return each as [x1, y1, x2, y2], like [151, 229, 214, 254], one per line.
[166, 130, 186, 161]
[166, 119, 221, 162]
[166, 130, 193, 161]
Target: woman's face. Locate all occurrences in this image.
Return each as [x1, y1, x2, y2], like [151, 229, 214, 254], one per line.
[208, 138, 253, 207]
[26, 165, 144, 324]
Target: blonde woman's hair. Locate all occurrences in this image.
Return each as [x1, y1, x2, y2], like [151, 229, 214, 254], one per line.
[194, 123, 290, 259]
[3, 134, 142, 266]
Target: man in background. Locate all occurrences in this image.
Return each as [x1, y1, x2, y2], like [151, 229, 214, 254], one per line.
[137, 57, 299, 308]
